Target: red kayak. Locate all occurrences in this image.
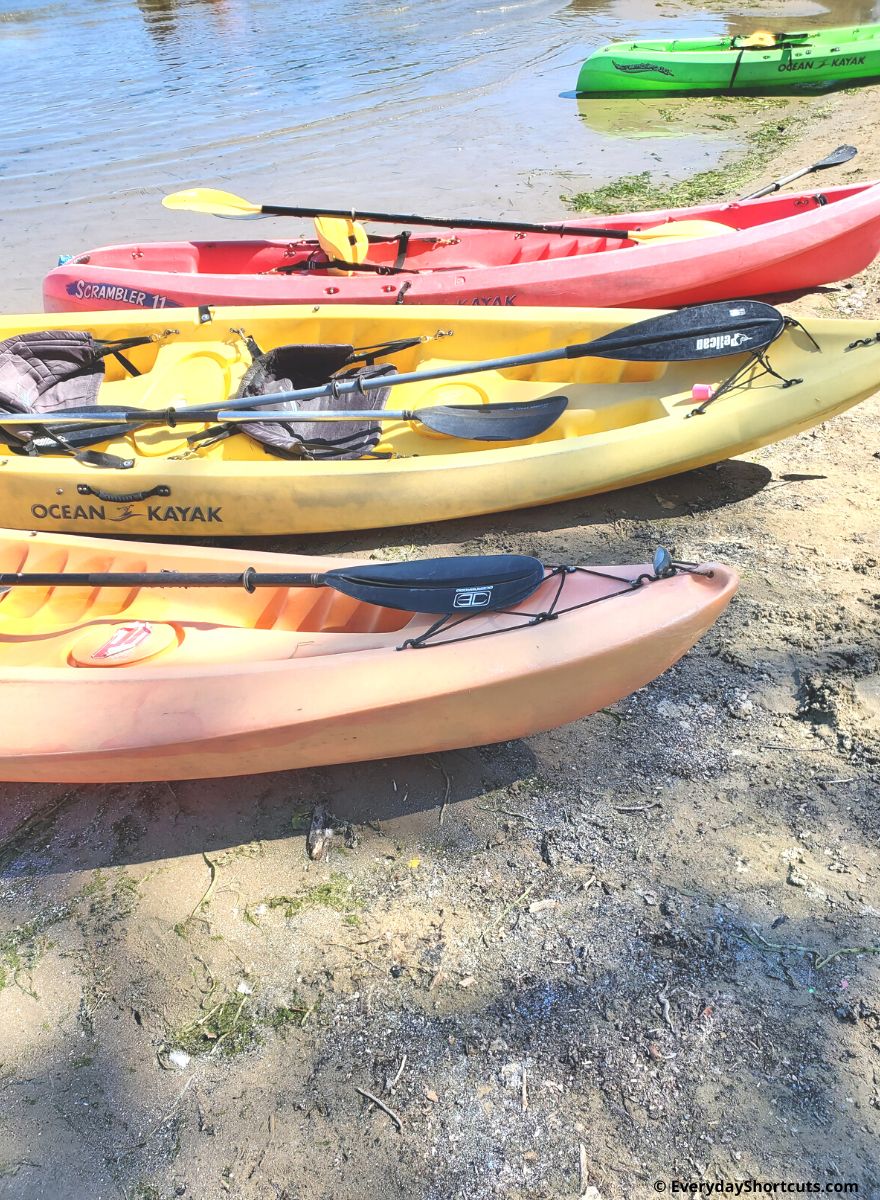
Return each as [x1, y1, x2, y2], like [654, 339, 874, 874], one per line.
[44, 183, 880, 313]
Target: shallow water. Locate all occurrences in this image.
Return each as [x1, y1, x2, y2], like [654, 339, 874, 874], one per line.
[0, 0, 876, 308]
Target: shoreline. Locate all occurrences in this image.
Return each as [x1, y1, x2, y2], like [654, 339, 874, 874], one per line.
[568, 83, 871, 213]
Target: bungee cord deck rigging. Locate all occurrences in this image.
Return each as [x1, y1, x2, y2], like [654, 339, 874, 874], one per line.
[398, 550, 712, 650]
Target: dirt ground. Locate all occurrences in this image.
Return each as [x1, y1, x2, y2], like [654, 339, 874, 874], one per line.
[1, 80, 879, 1200]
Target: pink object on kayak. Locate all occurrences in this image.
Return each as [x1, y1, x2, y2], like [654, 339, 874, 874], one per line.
[43, 183, 880, 313]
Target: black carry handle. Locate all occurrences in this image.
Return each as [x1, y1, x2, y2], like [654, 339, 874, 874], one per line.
[76, 484, 171, 503]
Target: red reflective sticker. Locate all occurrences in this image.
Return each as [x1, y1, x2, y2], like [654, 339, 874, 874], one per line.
[92, 621, 153, 660]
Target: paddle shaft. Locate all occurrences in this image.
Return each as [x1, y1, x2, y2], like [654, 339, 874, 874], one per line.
[0, 404, 541, 428]
[734, 145, 857, 203]
[259, 204, 636, 240]
[0, 569, 326, 590]
[181, 313, 773, 416]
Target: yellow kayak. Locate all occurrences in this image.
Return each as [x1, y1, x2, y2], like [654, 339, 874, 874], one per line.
[0, 303, 878, 536]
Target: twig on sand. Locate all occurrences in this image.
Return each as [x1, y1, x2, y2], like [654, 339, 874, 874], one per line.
[386, 1054, 407, 1092]
[658, 989, 674, 1029]
[356, 1086, 403, 1132]
[612, 801, 662, 814]
[480, 881, 538, 945]
[758, 744, 823, 752]
[188, 852, 218, 921]
[115, 1076, 195, 1160]
[475, 802, 539, 827]
[736, 927, 880, 970]
[430, 756, 452, 825]
[815, 944, 880, 970]
[327, 942, 384, 970]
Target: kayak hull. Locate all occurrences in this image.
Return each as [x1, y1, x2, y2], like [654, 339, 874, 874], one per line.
[0, 530, 738, 782]
[577, 24, 880, 95]
[42, 184, 880, 311]
[1, 303, 879, 536]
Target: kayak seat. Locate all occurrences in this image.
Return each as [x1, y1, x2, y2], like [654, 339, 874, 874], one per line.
[0, 332, 250, 455]
[229, 344, 398, 461]
[0, 331, 107, 448]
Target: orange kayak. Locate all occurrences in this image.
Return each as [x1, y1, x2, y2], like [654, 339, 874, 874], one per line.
[0, 530, 738, 783]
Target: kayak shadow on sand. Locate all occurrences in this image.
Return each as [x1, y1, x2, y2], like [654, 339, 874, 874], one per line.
[286, 457, 774, 559]
[0, 742, 540, 877]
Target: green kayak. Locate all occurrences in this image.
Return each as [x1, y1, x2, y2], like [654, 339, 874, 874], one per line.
[576, 24, 880, 95]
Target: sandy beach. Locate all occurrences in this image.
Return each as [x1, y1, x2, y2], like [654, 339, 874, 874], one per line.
[0, 12, 879, 1200]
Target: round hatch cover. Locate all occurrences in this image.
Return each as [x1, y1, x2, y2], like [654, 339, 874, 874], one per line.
[71, 620, 178, 667]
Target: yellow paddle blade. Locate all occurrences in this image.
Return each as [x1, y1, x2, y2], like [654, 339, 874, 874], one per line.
[314, 215, 370, 274]
[162, 187, 262, 217]
[629, 219, 734, 244]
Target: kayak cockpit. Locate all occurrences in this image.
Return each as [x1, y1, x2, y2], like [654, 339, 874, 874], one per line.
[0, 539, 422, 668]
[71, 232, 645, 281]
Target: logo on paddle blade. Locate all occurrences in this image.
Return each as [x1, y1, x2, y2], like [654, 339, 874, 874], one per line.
[453, 586, 494, 609]
[695, 332, 753, 352]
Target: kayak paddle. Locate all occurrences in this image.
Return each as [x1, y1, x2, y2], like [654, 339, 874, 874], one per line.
[0, 396, 570, 442]
[0, 554, 547, 615]
[0, 302, 787, 435]
[162, 187, 731, 243]
[734, 145, 858, 204]
[179, 300, 788, 416]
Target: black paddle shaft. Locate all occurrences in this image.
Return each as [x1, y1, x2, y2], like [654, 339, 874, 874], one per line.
[261, 203, 634, 239]
[735, 145, 857, 204]
[0, 570, 318, 590]
[0, 554, 548, 615]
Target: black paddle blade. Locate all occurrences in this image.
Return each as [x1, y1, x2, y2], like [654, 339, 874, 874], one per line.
[420, 395, 568, 442]
[816, 145, 857, 168]
[568, 301, 785, 363]
[325, 554, 546, 614]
